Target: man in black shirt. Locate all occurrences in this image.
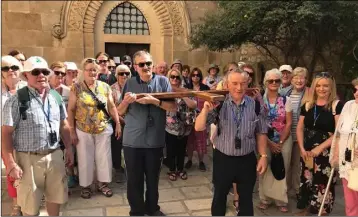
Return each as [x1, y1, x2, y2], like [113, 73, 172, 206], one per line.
[96, 52, 117, 85]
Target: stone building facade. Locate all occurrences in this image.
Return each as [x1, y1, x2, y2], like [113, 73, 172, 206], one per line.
[2, 1, 274, 82]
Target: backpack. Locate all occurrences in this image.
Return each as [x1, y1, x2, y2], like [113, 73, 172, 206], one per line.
[18, 86, 63, 120]
[216, 99, 261, 136]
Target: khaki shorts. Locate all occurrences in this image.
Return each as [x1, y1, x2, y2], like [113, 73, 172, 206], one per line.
[15, 149, 68, 215]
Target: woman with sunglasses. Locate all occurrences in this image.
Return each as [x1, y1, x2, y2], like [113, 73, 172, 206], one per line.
[165, 69, 197, 181]
[258, 68, 293, 213]
[96, 52, 117, 86]
[67, 58, 121, 199]
[185, 68, 210, 171]
[296, 72, 343, 216]
[1, 55, 26, 216]
[110, 65, 131, 182]
[329, 78, 358, 216]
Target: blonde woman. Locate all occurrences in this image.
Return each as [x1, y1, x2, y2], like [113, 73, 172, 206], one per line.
[296, 72, 343, 216]
[330, 78, 358, 216]
[67, 58, 121, 199]
[258, 69, 293, 213]
[111, 64, 131, 182]
[286, 67, 310, 198]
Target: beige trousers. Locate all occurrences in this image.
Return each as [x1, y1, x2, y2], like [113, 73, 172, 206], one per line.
[76, 124, 113, 187]
[286, 141, 301, 195]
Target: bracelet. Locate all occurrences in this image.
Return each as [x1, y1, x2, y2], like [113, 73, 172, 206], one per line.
[260, 154, 268, 158]
[158, 100, 162, 107]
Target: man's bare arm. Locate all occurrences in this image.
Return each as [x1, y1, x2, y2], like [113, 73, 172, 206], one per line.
[60, 119, 72, 148]
[1, 126, 16, 167]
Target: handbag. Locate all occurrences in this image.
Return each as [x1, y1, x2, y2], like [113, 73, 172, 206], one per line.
[270, 152, 285, 180]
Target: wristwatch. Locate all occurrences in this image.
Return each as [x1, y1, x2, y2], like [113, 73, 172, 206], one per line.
[159, 100, 163, 106]
[279, 140, 283, 145]
[260, 154, 268, 158]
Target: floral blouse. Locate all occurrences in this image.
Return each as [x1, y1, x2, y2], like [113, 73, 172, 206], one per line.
[264, 95, 292, 143]
[166, 97, 196, 137]
[111, 82, 123, 106]
[72, 80, 111, 134]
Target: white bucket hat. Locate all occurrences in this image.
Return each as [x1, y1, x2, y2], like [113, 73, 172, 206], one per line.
[64, 62, 78, 71]
[20, 56, 49, 81]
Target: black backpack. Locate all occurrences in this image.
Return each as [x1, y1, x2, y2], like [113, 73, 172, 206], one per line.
[17, 87, 63, 120]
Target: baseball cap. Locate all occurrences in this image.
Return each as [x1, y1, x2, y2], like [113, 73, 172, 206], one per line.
[64, 62, 78, 71]
[122, 55, 132, 63]
[279, 65, 293, 73]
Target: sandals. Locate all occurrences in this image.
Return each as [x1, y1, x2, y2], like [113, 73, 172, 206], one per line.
[98, 183, 113, 197]
[168, 171, 177, 181]
[81, 187, 92, 199]
[177, 171, 188, 180]
[10, 205, 22, 216]
[278, 206, 289, 213]
[258, 202, 270, 210]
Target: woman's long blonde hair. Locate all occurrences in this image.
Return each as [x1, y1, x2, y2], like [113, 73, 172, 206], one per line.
[305, 72, 338, 110]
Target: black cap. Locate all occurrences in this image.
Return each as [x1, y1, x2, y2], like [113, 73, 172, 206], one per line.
[122, 55, 132, 63]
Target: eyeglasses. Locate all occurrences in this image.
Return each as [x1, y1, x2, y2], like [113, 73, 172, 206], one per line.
[117, 72, 130, 76]
[85, 58, 97, 64]
[315, 71, 333, 79]
[192, 73, 201, 78]
[170, 75, 181, 80]
[267, 79, 281, 84]
[97, 60, 108, 64]
[1, 65, 20, 72]
[136, 61, 152, 68]
[18, 59, 25, 62]
[54, 71, 66, 76]
[85, 68, 97, 73]
[31, 69, 51, 76]
[124, 62, 132, 66]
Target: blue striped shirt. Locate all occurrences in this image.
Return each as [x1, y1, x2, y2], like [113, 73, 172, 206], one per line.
[208, 94, 268, 156]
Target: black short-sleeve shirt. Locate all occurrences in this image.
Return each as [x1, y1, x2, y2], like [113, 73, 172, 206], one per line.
[300, 101, 344, 133]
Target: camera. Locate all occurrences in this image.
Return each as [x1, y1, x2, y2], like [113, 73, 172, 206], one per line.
[97, 102, 106, 110]
[235, 136, 241, 149]
[49, 131, 57, 145]
[209, 80, 215, 84]
[345, 148, 352, 162]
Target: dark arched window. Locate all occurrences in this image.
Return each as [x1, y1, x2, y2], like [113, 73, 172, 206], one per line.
[104, 2, 150, 35]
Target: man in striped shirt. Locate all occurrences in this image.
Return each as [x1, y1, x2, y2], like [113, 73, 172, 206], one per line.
[195, 68, 268, 216]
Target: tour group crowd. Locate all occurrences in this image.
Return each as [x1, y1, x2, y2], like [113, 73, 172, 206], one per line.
[1, 49, 358, 216]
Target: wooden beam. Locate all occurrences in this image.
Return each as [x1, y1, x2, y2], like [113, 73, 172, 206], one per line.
[193, 92, 225, 102]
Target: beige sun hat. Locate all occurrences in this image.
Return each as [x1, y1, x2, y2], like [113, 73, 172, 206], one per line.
[20, 56, 49, 81]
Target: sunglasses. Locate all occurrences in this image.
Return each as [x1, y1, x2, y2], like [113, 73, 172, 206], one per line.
[352, 86, 358, 94]
[117, 72, 130, 76]
[97, 60, 108, 64]
[267, 79, 281, 84]
[54, 71, 66, 76]
[315, 71, 333, 79]
[1, 65, 20, 72]
[31, 69, 51, 76]
[170, 75, 181, 80]
[108, 66, 116, 70]
[192, 73, 201, 78]
[85, 58, 97, 64]
[124, 62, 132, 66]
[136, 61, 152, 68]
[245, 71, 254, 78]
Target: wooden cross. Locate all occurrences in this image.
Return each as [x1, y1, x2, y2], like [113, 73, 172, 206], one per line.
[136, 88, 259, 102]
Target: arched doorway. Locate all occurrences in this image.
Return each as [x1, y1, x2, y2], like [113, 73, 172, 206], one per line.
[94, 1, 173, 64]
[103, 2, 151, 61]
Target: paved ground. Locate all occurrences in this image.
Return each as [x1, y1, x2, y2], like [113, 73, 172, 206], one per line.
[1, 148, 346, 216]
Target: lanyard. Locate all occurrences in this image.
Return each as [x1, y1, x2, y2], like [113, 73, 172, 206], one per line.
[264, 95, 278, 121]
[231, 103, 244, 136]
[313, 105, 321, 126]
[29, 91, 52, 129]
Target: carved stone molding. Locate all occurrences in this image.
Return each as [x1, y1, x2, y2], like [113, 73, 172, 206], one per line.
[52, 1, 190, 39]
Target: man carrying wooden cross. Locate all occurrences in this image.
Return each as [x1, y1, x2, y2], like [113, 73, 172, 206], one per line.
[195, 67, 268, 216]
[117, 50, 176, 216]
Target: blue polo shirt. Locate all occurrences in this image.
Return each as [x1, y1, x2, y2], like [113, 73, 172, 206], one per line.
[120, 74, 173, 148]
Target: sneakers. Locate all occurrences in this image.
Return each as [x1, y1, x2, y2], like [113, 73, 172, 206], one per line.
[184, 160, 192, 169]
[199, 161, 206, 172]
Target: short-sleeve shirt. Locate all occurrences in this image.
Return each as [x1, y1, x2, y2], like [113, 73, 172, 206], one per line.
[300, 101, 344, 133]
[71, 80, 111, 134]
[120, 74, 173, 148]
[2, 87, 67, 152]
[207, 95, 268, 156]
[98, 72, 117, 86]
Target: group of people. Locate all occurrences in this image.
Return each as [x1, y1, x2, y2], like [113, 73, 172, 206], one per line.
[1, 48, 358, 217]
